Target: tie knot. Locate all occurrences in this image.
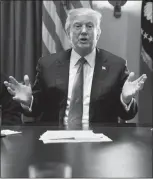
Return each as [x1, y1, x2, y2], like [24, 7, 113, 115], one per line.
[79, 57, 86, 65]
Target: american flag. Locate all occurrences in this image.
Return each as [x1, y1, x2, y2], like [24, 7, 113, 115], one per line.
[139, 0, 153, 125]
[42, 0, 92, 56]
[141, 0, 153, 71]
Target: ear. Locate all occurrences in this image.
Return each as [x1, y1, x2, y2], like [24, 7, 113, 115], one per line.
[96, 29, 101, 40]
[66, 28, 71, 40]
[66, 31, 70, 39]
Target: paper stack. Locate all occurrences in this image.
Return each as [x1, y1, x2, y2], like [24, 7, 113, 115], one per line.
[39, 130, 112, 143]
[1, 129, 22, 136]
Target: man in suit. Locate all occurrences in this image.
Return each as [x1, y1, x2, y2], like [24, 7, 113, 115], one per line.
[4, 8, 147, 128]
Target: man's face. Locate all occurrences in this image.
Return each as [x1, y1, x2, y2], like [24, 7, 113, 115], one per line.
[68, 14, 100, 55]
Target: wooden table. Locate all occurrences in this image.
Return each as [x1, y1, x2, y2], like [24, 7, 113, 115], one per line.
[1, 124, 152, 178]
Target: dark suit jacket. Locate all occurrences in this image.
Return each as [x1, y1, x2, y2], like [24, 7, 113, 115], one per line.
[24, 48, 137, 124]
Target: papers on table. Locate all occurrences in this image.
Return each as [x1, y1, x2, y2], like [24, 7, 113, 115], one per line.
[39, 130, 112, 143]
[1, 130, 22, 136]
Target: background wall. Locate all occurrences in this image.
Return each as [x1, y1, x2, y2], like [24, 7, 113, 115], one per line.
[93, 1, 143, 123]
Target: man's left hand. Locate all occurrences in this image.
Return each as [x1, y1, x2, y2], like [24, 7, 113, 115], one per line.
[121, 72, 147, 104]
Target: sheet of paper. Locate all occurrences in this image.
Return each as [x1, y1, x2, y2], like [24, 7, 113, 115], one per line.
[40, 130, 93, 140]
[1, 129, 22, 136]
[39, 130, 112, 143]
[42, 137, 112, 144]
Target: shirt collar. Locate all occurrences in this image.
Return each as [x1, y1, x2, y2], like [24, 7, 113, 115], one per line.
[70, 48, 96, 68]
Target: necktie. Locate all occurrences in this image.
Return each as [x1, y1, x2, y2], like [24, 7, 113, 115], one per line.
[68, 57, 86, 128]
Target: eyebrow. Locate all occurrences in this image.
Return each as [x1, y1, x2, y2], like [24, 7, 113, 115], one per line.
[73, 22, 94, 25]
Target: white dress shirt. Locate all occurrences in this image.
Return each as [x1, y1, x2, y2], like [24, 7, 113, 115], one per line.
[63, 48, 96, 125]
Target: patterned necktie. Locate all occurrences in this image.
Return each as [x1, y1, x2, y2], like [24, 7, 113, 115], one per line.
[68, 57, 86, 128]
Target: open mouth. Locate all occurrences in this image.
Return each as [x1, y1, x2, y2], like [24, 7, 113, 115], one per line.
[79, 38, 88, 43]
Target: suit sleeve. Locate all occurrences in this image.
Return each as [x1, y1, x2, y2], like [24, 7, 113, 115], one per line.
[22, 58, 45, 117]
[117, 63, 138, 120]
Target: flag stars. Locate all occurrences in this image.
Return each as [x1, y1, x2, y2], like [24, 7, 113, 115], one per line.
[143, 32, 148, 39]
[148, 36, 153, 43]
[142, 29, 153, 43]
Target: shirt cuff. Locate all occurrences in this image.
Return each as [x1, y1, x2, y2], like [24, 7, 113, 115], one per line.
[120, 94, 133, 111]
[21, 96, 33, 112]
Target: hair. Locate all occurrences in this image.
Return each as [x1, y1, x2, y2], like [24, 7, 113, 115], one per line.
[65, 8, 102, 35]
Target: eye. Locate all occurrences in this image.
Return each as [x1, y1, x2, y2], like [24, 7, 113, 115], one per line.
[87, 24, 93, 29]
[74, 23, 82, 29]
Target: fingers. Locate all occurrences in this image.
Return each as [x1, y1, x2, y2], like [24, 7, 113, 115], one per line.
[134, 74, 147, 91]
[7, 87, 16, 96]
[24, 75, 30, 86]
[9, 76, 19, 86]
[4, 75, 31, 89]
[4, 81, 16, 91]
[4, 81, 9, 87]
[126, 72, 135, 82]
[137, 80, 146, 91]
[134, 76, 146, 93]
[4, 76, 19, 91]
[137, 74, 147, 83]
[4, 81, 16, 96]
[127, 73, 147, 85]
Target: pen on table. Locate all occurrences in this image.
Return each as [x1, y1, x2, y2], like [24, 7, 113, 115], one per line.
[45, 137, 75, 140]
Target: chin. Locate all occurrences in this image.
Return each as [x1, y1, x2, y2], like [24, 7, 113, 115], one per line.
[77, 47, 92, 56]
[78, 44, 91, 50]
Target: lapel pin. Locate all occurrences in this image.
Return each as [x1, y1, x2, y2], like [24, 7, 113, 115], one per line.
[102, 66, 106, 70]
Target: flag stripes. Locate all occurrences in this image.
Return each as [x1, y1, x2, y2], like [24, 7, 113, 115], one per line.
[42, 22, 56, 54]
[42, 0, 91, 56]
[44, 1, 70, 51]
[53, 1, 67, 29]
[42, 2, 64, 52]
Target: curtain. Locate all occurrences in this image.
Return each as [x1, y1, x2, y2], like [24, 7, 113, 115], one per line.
[0, 0, 42, 83]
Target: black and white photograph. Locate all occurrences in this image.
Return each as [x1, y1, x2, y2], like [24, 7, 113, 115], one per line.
[0, 0, 153, 178]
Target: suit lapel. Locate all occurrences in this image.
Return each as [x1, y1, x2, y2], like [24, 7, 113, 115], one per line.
[89, 48, 109, 113]
[55, 49, 71, 104]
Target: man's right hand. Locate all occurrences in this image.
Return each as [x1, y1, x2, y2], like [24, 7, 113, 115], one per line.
[4, 75, 32, 107]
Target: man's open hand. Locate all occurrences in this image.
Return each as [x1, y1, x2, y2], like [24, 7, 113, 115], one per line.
[122, 72, 147, 104]
[4, 75, 32, 106]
